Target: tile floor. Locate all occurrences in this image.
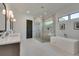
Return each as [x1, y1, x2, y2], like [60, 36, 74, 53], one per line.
[22, 39, 78, 56]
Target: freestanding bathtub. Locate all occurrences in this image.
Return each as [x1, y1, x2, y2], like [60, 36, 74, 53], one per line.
[50, 36, 79, 55]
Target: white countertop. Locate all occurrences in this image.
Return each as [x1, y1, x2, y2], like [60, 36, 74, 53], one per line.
[0, 33, 20, 45]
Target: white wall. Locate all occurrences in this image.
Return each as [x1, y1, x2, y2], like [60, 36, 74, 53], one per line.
[13, 13, 35, 55]
[56, 19, 79, 39]
[55, 4, 79, 39]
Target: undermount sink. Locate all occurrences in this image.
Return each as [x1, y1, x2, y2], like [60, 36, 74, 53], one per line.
[0, 33, 20, 45]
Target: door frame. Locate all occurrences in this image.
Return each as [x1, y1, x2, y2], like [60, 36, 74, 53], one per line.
[26, 20, 33, 39]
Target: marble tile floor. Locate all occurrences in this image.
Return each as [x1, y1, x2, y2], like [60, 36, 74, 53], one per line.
[22, 39, 79, 56]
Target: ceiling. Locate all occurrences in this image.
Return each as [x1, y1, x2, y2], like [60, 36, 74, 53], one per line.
[6, 3, 71, 18]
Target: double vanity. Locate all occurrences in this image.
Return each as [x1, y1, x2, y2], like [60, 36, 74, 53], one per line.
[0, 33, 20, 56]
[0, 3, 21, 56]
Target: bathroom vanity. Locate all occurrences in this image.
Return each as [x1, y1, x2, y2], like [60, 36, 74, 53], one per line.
[0, 3, 20, 56]
[0, 33, 20, 56]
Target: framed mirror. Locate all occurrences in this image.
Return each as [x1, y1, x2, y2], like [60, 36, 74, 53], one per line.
[0, 3, 7, 36]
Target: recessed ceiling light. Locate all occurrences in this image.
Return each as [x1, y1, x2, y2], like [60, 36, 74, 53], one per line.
[26, 17, 30, 19]
[44, 12, 47, 15]
[41, 6, 44, 9]
[26, 10, 30, 14]
[40, 15, 43, 18]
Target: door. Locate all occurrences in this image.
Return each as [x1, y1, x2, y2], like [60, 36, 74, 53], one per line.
[26, 20, 32, 38]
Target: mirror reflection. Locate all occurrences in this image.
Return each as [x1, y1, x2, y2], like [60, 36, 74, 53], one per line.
[0, 3, 6, 36]
[0, 3, 5, 32]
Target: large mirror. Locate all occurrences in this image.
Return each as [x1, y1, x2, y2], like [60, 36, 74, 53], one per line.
[0, 3, 7, 36]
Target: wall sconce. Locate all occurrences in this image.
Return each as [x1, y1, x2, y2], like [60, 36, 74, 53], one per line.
[2, 9, 16, 21]
[10, 18, 16, 32]
[12, 19, 16, 22]
[7, 10, 16, 31]
[9, 10, 14, 17]
[2, 8, 16, 32]
[11, 18, 16, 22]
[2, 9, 6, 15]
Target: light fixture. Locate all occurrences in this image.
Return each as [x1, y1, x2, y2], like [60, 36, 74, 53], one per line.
[26, 17, 30, 19]
[2, 9, 6, 15]
[41, 6, 44, 9]
[44, 12, 47, 15]
[7, 10, 15, 19]
[9, 10, 13, 17]
[26, 10, 30, 14]
[13, 19, 16, 22]
[40, 15, 43, 18]
[11, 14, 14, 18]
[40, 6, 47, 18]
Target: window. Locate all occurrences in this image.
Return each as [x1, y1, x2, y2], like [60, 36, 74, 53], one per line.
[44, 20, 53, 25]
[59, 16, 68, 22]
[71, 13, 79, 19]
